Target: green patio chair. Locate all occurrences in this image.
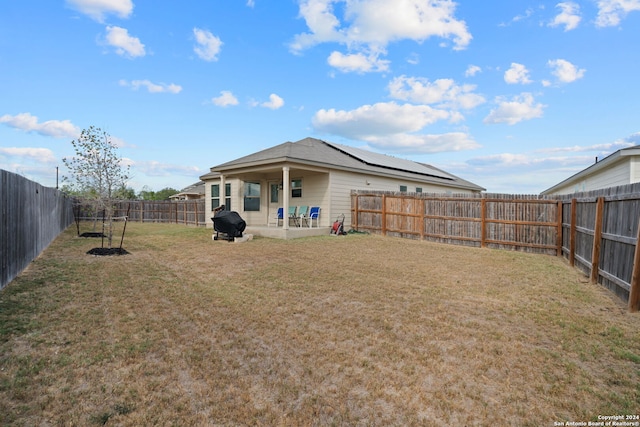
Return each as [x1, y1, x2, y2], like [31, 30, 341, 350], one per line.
[297, 205, 309, 227]
[287, 206, 298, 226]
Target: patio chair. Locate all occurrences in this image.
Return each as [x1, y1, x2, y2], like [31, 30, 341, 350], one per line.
[268, 207, 284, 227]
[288, 206, 298, 227]
[297, 205, 309, 227]
[308, 206, 320, 228]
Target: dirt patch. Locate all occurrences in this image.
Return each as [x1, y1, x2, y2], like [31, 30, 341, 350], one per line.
[78, 232, 106, 238]
[86, 247, 130, 256]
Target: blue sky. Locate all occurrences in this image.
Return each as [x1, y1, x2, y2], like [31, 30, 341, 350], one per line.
[1, 0, 639, 194]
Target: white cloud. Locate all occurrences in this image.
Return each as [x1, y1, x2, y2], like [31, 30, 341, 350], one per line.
[547, 59, 585, 83]
[290, 0, 471, 73]
[193, 28, 223, 61]
[105, 26, 145, 58]
[483, 93, 545, 125]
[388, 76, 485, 110]
[363, 132, 480, 154]
[212, 91, 239, 107]
[596, 0, 640, 27]
[504, 63, 532, 85]
[499, 7, 535, 26]
[327, 51, 389, 73]
[261, 94, 285, 110]
[538, 137, 638, 154]
[549, 2, 581, 31]
[132, 160, 202, 177]
[0, 147, 56, 163]
[311, 101, 480, 153]
[0, 113, 81, 138]
[465, 65, 481, 77]
[313, 102, 452, 138]
[66, 0, 133, 22]
[120, 79, 182, 94]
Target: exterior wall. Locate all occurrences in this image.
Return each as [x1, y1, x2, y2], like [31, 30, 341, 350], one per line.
[203, 173, 331, 227]
[631, 157, 640, 183]
[548, 159, 632, 195]
[282, 171, 330, 227]
[202, 177, 242, 228]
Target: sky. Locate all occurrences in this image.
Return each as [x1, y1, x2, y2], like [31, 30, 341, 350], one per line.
[1, 0, 639, 194]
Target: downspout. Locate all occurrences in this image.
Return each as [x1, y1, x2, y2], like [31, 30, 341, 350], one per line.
[219, 174, 226, 209]
[283, 166, 290, 230]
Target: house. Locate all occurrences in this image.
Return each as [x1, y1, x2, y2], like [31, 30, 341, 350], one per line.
[169, 181, 205, 200]
[541, 145, 640, 196]
[200, 137, 485, 238]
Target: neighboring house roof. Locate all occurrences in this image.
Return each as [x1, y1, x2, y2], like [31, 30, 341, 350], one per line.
[203, 137, 485, 192]
[169, 180, 205, 199]
[541, 145, 640, 195]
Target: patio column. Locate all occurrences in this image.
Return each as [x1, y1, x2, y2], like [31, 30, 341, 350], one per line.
[219, 174, 226, 209]
[282, 166, 290, 230]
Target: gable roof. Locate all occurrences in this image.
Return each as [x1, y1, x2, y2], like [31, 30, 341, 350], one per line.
[541, 145, 640, 195]
[205, 137, 484, 192]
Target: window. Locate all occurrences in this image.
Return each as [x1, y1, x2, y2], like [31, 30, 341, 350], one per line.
[291, 179, 302, 198]
[399, 185, 407, 192]
[211, 183, 231, 210]
[270, 183, 279, 203]
[416, 187, 423, 193]
[244, 182, 261, 211]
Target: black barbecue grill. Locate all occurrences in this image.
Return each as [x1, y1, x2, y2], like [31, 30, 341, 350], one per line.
[211, 206, 246, 242]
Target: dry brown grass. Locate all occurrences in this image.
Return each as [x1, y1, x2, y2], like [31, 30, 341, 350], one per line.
[1, 222, 639, 426]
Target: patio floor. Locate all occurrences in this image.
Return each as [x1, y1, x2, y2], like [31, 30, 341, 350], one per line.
[244, 225, 331, 240]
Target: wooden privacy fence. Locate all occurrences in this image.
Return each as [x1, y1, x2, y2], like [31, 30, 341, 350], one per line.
[558, 183, 640, 311]
[114, 200, 206, 226]
[351, 191, 562, 255]
[351, 189, 640, 311]
[75, 200, 207, 227]
[1, 170, 75, 290]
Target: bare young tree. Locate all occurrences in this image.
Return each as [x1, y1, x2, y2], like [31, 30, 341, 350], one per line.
[63, 126, 130, 248]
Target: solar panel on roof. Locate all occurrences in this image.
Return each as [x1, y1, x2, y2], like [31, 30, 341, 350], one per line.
[325, 142, 454, 180]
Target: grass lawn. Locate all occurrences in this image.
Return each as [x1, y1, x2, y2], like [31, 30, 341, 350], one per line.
[1, 222, 639, 426]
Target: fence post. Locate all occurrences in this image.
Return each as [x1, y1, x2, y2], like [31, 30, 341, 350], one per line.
[353, 192, 359, 230]
[381, 194, 387, 236]
[480, 198, 487, 248]
[570, 199, 577, 266]
[590, 197, 604, 284]
[419, 196, 425, 240]
[629, 216, 640, 312]
[556, 200, 563, 257]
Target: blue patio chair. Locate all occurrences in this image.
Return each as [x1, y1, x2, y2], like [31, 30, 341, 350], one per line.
[308, 206, 320, 228]
[268, 207, 283, 227]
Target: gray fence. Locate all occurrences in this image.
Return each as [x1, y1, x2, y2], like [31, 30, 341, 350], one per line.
[557, 182, 640, 308]
[1, 170, 75, 290]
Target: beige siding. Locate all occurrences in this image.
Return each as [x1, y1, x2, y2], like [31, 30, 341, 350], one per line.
[202, 177, 243, 228]
[204, 174, 333, 227]
[286, 172, 330, 226]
